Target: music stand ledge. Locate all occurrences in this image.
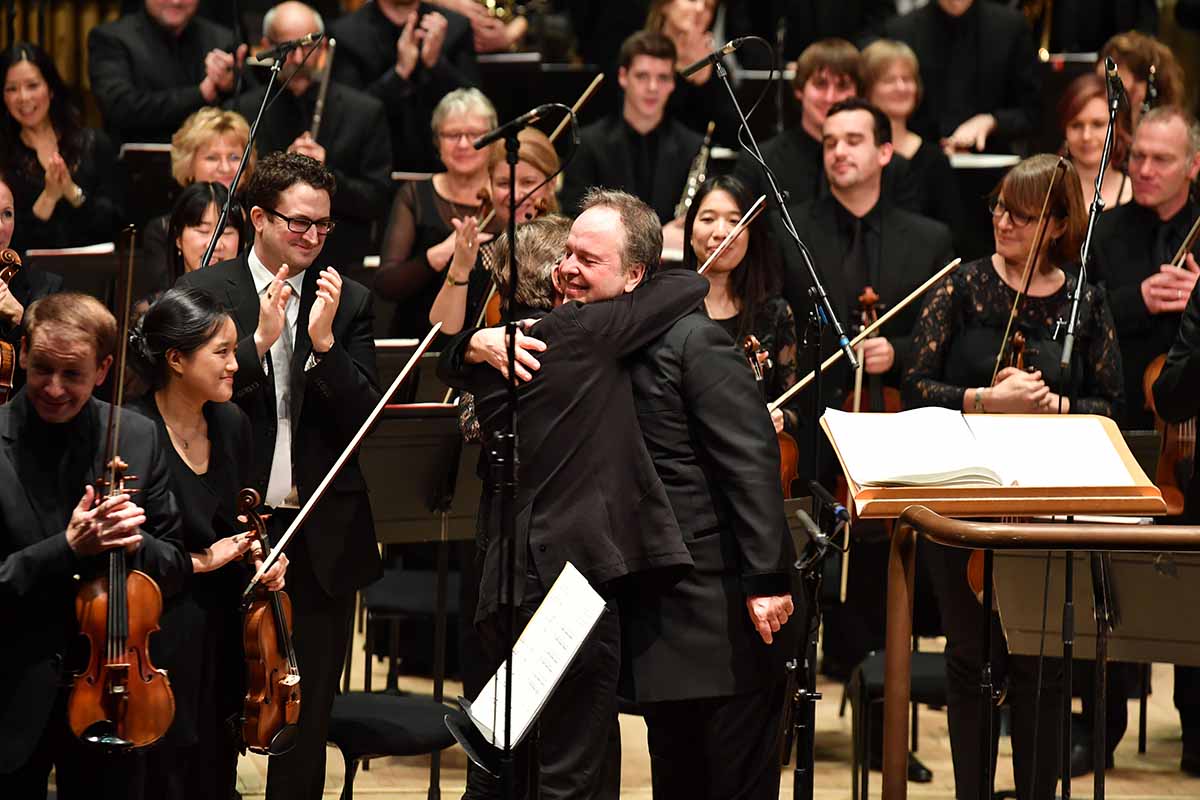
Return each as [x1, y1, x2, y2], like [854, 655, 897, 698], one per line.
[820, 413, 1192, 800]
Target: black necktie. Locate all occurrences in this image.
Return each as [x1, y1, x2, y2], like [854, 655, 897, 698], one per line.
[844, 217, 866, 291]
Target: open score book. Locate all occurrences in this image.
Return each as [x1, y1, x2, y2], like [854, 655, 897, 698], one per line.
[821, 407, 1137, 489]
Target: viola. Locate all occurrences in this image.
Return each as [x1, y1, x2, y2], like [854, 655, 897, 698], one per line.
[238, 487, 301, 755]
[0, 248, 22, 404]
[68, 226, 176, 749]
[743, 335, 800, 498]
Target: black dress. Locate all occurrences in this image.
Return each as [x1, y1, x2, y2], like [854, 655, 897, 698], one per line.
[5, 127, 125, 253]
[130, 396, 254, 800]
[709, 293, 801, 434]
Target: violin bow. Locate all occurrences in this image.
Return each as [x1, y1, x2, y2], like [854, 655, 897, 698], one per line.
[697, 194, 767, 276]
[243, 322, 443, 597]
[768, 258, 962, 414]
[990, 157, 1066, 385]
[100, 225, 138, 485]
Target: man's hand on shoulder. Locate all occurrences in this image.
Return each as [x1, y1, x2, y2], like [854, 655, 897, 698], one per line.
[465, 321, 545, 382]
[746, 593, 794, 645]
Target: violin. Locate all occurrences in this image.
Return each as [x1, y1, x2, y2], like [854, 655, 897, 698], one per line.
[68, 226, 176, 749]
[842, 287, 903, 415]
[0, 248, 21, 404]
[1143, 354, 1192, 516]
[743, 335, 800, 498]
[238, 488, 301, 755]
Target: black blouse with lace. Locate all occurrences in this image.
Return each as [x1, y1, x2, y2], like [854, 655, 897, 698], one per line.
[710, 294, 802, 433]
[903, 257, 1123, 417]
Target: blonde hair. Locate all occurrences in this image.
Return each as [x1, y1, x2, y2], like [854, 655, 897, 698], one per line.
[859, 40, 922, 113]
[487, 128, 561, 213]
[490, 215, 572, 311]
[170, 107, 255, 187]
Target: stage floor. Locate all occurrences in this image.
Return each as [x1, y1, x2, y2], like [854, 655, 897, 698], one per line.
[231, 627, 1200, 799]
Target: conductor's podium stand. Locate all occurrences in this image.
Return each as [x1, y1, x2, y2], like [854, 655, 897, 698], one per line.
[819, 410, 1200, 800]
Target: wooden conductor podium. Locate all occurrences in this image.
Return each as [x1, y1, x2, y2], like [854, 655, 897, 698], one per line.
[819, 412, 1200, 800]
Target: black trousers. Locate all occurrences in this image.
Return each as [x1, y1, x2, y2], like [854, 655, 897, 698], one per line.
[464, 574, 622, 800]
[926, 542, 1063, 800]
[2, 687, 145, 800]
[265, 528, 356, 800]
[1177, 665, 1200, 751]
[641, 680, 786, 800]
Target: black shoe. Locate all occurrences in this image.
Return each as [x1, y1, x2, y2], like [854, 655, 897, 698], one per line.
[1070, 740, 1114, 777]
[1182, 749, 1200, 777]
[867, 751, 934, 783]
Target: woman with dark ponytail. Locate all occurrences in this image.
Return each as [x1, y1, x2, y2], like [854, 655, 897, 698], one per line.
[128, 287, 288, 799]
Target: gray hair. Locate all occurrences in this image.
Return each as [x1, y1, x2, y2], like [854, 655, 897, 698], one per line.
[489, 215, 572, 312]
[578, 188, 662, 280]
[262, 1, 325, 39]
[431, 88, 499, 138]
[1138, 105, 1200, 159]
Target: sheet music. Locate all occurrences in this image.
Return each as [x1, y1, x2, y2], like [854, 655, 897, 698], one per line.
[469, 562, 607, 748]
[964, 415, 1134, 488]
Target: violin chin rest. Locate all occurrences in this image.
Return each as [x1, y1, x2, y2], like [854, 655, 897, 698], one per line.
[268, 722, 300, 756]
[80, 719, 133, 750]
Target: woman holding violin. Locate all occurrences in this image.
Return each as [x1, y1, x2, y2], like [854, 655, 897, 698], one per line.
[429, 126, 561, 336]
[129, 288, 287, 799]
[903, 154, 1121, 800]
[682, 175, 800, 438]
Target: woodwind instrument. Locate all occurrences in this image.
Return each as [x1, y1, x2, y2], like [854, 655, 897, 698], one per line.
[1023, 0, 1054, 62]
[476, 0, 518, 21]
[675, 121, 715, 220]
[309, 38, 335, 140]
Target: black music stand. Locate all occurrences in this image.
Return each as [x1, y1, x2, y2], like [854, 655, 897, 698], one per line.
[357, 403, 481, 799]
[118, 143, 178, 230]
[25, 243, 120, 309]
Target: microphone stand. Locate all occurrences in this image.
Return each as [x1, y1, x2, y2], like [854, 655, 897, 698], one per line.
[1054, 68, 1120, 800]
[708, 41, 856, 800]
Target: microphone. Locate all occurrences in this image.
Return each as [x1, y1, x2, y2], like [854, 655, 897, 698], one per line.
[679, 37, 750, 79]
[247, 32, 324, 66]
[1104, 56, 1128, 110]
[473, 104, 556, 150]
[809, 480, 850, 524]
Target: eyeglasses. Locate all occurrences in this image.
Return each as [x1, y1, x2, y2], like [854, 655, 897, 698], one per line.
[987, 198, 1033, 228]
[437, 130, 489, 143]
[264, 207, 336, 235]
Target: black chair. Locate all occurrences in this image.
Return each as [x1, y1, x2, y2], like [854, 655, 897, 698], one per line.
[848, 650, 948, 800]
[359, 568, 462, 693]
[327, 691, 460, 800]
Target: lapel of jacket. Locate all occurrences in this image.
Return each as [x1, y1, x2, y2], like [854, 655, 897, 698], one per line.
[228, 253, 277, 412]
[288, 266, 319, 430]
[605, 117, 637, 200]
[652, 120, 683, 219]
[877, 204, 912, 306]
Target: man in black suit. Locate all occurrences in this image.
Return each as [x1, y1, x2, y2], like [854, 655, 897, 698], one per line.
[177, 151, 381, 800]
[783, 99, 951, 781]
[439, 200, 704, 798]
[89, 0, 246, 144]
[560, 31, 703, 255]
[0, 292, 187, 798]
[1090, 105, 1200, 776]
[883, 0, 1039, 154]
[330, 0, 480, 172]
[233, 1, 392, 269]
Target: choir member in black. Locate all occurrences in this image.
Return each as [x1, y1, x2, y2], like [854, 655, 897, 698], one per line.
[559, 30, 704, 254]
[1091, 104, 1200, 778]
[725, 0, 895, 68]
[684, 174, 799, 436]
[860, 39, 965, 243]
[375, 88, 498, 338]
[1024, 0, 1156, 54]
[429, 126, 560, 336]
[903, 154, 1121, 800]
[1091, 105, 1200, 431]
[0, 291, 188, 798]
[1098, 31, 1187, 129]
[619, 203, 796, 800]
[0, 176, 63, 397]
[883, 0, 1039, 155]
[1059, 73, 1133, 212]
[439, 195, 707, 799]
[0, 44, 123, 253]
[88, 0, 245, 144]
[232, 1, 391, 271]
[330, 0, 481, 172]
[129, 288, 288, 800]
[141, 182, 248, 306]
[142, 108, 255, 290]
[177, 152, 381, 800]
[643, 0, 742, 147]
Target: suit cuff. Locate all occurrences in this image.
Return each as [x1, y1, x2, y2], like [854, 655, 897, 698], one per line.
[741, 571, 790, 597]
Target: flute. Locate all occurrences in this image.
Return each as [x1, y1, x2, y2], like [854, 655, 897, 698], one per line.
[309, 38, 335, 140]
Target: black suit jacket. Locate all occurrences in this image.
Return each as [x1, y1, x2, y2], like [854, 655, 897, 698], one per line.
[0, 393, 186, 772]
[884, 1, 1039, 145]
[1090, 201, 1200, 430]
[88, 10, 236, 143]
[176, 252, 382, 596]
[621, 308, 796, 702]
[229, 82, 392, 267]
[438, 270, 710, 622]
[1152, 279, 1200, 520]
[329, 1, 480, 172]
[560, 115, 704, 224]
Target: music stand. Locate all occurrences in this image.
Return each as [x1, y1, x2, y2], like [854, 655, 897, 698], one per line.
[118, 143, 178, 230]
[25, 242, 119, 308]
